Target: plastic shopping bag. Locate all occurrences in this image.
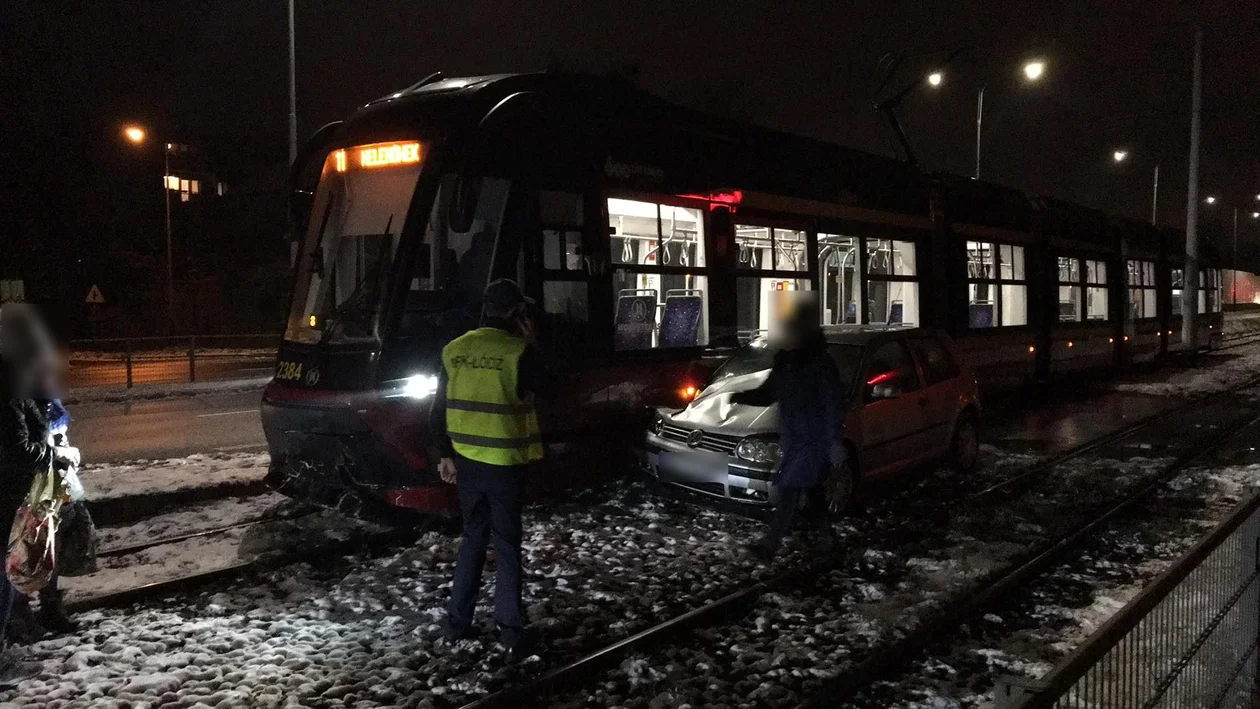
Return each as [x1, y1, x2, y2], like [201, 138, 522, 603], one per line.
[55, 500, 98, 577]
[6, 462, 65, 596]
[61, 466, 86, 503]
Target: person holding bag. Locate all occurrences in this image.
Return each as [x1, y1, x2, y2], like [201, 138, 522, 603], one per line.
[0, 306, 79, 656]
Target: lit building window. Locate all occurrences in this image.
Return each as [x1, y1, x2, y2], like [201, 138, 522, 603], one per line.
[165, 175, 179, 190]
[190, 180, 199, 194]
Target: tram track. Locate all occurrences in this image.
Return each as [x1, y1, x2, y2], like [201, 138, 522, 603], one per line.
[458, 378, 1260, 708]
[67, 514, 436, 614]
[94, 508, 320, 559]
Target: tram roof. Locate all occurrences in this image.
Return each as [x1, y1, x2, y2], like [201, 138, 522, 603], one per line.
[349, 73, 1204, 253]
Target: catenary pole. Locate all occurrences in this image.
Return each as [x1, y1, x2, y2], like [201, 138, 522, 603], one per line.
[1181, 27, 1202, 351]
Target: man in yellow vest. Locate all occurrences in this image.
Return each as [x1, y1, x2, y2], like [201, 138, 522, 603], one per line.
[432, 279, 548, 658]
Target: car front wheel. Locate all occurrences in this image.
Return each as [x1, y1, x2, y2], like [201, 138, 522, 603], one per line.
[947, 412, 980, 472]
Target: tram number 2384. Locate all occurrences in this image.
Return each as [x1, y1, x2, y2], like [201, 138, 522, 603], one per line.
[275, 361, 304, 382]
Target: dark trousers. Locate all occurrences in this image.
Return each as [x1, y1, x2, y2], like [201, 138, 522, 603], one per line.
[765, 484, 835, 550]
[0, 508, 16, 646]
[447, 454, 527, 634]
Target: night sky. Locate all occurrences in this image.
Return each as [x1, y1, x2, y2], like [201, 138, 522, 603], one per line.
[3, 1, 1258, 253]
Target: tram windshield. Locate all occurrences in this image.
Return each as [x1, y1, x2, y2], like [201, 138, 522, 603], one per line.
[285, 142, 425, 344]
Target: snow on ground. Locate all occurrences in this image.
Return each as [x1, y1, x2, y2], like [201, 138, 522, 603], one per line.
[69, 348, 275, 363]
[94, 492, 290, 551]
[1, 481, 813, 707]
[1114, 345, 1260, 397]
[840, 459, 1260, 708]
[82, 452, 269, 501]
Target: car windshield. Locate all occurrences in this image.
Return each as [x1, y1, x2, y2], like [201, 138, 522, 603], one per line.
[713, 340, 864, 397]
[284, 142, 424, 344]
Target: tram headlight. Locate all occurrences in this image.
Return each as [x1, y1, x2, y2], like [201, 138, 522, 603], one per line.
[736, 436, 782, 464]
[402, 374, 440, 399]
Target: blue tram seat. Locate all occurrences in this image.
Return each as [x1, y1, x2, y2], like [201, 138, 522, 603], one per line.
[659, 291, 704, 348]
[889, 301, 904, 324]
[615, 290, 658, 350]
[969, 302, 994, 328]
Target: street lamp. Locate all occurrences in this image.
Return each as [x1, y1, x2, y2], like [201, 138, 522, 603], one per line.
[927, 71, 943, 87]
[1112, 150, 1128, 162]
[1109, 151, 1162, 225]
[121, 125, 176, 335]
[1203, 196, 1260, 304]
[975, 59, 1046, 180]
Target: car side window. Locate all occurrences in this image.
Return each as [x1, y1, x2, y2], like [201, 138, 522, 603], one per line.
[908, 336, 960, 385]
[863, 341, 921, 399]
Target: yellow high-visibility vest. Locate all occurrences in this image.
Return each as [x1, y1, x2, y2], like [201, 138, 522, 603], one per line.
[442, 327, 543, 466]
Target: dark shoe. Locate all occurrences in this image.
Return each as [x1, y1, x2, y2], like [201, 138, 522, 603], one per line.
[37, 591, 79, 635]
[441, 618, 478, 642]
[497, 625, 537, 662]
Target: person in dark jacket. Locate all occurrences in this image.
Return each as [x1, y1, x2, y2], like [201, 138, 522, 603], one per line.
[0, 306, 79, 654]
[732, 297, 844, 559]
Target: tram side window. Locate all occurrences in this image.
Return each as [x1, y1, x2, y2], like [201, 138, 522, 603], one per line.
[819, 234, 862, 325]
[1127, 260, 1157, 319]
[965, 241, 1027, 328]
[1057, 257, 1083, 322]
[1201, 269, 1222, 313]
[866, 239, 919, 327]
[735, 222, 810, 338]
[1085, 260, 1108, 321]
[607, 198, 708, 350]
[538, 190, 590, 355]
[1171, 268, 1184, 316]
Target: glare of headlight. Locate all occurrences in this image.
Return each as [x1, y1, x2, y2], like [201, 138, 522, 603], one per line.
[402, 374, 439, 399]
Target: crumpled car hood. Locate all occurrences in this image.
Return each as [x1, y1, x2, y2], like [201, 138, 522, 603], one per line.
[667, 369, 779, 435]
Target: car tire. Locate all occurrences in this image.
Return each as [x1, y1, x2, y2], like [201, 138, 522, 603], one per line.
[821, 457, 858, 514]
[947, 411, 980, 472]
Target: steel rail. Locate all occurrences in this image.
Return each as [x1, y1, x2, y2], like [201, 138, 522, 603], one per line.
[96, 509, 319, 559]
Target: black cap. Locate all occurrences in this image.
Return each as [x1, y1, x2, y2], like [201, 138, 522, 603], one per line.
[483, 278, 535, 307]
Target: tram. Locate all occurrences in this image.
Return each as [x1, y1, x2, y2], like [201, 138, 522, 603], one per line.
[261, 72, 1224, 515]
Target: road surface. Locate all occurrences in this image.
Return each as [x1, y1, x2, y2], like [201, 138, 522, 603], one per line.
[70, 389, 268, 462]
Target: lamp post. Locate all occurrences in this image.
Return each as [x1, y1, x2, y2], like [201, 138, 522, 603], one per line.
[974, 60, 1046, 180]
[123, 125, 176, 335]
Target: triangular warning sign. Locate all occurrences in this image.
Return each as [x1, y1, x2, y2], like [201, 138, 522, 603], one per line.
[85, 285, 105, 304]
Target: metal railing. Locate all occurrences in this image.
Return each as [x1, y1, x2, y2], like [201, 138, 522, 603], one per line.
[996, 490, 1260, 709]
[66, 334, 278, 390]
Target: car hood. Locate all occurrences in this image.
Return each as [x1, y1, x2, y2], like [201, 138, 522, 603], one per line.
[667, 369, 779, 435]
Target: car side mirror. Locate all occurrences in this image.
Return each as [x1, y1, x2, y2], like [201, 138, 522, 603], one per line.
[869, 382, 902, 401]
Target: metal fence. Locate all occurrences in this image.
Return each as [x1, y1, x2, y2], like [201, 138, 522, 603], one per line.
[996, 490, 1260, 709]
[66, 334, 278, 389]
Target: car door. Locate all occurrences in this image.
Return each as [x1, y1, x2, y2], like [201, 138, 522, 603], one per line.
[906, 335, 964, 456]
[857, 339, 928, 477]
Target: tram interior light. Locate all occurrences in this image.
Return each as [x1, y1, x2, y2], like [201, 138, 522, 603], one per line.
[403, 374, 440, 399]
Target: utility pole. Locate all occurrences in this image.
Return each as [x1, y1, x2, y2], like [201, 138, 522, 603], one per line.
[163, 143, 175, 335]
[1181, 27, 1202, 351]
[287, 0, 298, 166]
[1150, 164, 1159, 225]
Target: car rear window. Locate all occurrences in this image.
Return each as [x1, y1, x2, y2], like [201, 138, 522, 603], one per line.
[909, 336, 961, 385]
